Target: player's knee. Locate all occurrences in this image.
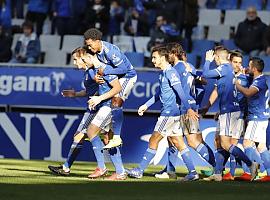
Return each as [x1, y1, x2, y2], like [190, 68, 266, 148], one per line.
[220, 140, 230, 151]
[112, 97, 123, 107]
[243, 139, 253, 148]
[257, 143, 267, 153]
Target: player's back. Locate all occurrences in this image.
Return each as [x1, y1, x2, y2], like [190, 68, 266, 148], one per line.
[216, 63, 240, 114]
[159, 66, 181, 116]
[248, 74, 269, 121]
[97, 41, 137, 78]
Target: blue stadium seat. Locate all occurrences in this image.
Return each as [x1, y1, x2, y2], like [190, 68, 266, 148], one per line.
[186, 53, 198, 67]
[242, 55, 250, 68]
[240, 0, 263, 10]
[267, 0, 270, 10]
[260, 56, 270, 72]
[124, 52, 145, 68]
[221, 39, 238, 50]
[192, 40, 215, 56]
[216, 0, 238, 10]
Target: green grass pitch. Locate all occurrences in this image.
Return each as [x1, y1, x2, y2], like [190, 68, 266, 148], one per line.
[0, 159, 270, 200]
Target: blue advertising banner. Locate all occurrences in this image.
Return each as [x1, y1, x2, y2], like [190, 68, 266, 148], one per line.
[0, 112, 220, 167]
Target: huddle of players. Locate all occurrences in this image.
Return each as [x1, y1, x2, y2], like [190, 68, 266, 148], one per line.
[48, 28, 270, 182]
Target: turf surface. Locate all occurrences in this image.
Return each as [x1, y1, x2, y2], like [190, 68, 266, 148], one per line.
[0, 159, 269, 200]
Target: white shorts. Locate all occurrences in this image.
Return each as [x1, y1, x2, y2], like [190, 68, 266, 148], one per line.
[232, 119, 246, 139]
[218, 111, 241, 137]
[91, 106, 112, 133]
[244, 120, 268, 143]
[116, 76, 137, 101]
[180, 114, 200, 135]
[154, 116, 182, 137]
[77, 112, 96, 134]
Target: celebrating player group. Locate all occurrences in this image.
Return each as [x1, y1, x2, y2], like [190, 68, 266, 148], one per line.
[48, 28, 270, 182]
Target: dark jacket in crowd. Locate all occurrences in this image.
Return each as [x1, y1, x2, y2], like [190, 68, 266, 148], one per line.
[0, 0, 12, 30]
[183, 0, 198, 27]
[234, 17, 267, 53]
[263, 25, 270, 51]
[124, 10, 149, 36]
[53, 0, 72, 17]
[109, 5, 124, 35]
[0, 30, 12, 62]
[28, 0, 51, 14]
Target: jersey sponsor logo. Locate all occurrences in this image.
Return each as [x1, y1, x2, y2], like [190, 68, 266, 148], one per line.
[0, 72, 65, 96]
[171, 73, 179, 82]
[112, 54, 121, 63]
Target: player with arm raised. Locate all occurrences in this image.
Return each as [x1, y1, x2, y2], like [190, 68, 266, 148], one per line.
[84, 28, 137, 149]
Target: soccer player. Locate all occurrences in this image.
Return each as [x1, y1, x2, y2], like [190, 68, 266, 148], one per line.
[155, 44, 215, 179]
[202, 46, 258, 181]
[79, 50, 126, 180]
[126, 45, 200, 181]
[48, 47, 100, 176]
[84, 28, 137, 149]
[235, 57, 270, 182]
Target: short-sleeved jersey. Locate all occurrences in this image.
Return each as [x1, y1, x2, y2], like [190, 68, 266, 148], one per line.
[236, 73, 250, 118]
[173, 61, 197, 114]
[84, 69, 99, 112]
[97, 41, 137, 78]
[248, 74, 269, 121]
[204, 62, 240, 114]
[158, 65, 181, 116]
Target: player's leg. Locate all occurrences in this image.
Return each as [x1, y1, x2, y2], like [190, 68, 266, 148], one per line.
[104, 76, 137, 149]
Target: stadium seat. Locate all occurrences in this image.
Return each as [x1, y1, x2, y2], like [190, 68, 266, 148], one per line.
[240, 0, 263, 10]
[224, 10, 246, 27]
[61, 35, 84, 52]
[124, 52, 144, 68]
[216, 0, 238, 10]
[112, 35, 134, 52]
[207, 25, 231, 42]
[44, 50, 67, 65]
[186, 53, 198, 67]
[11, 18, 24, 26]
[11, 33, 22, 50]
[242, 55, 250, 68]
[198, 9, 221, 26]
[40, 35, 61, 52]
[133, 36, 151, 57]
[260, 56, 270, 72]
[221, 39, 238, 50]
[257, 11, 270, 25]
[192, 39, 215, 56]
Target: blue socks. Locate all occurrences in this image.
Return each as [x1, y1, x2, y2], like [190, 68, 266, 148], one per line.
[91, 136, 106, 170]
[260, 150, 270, 176]
[109, 147, 125, 174]
[229, 155, 236, 176]
[112, 107, 124, 136]
[196, 143, 216, 167]
[229, 145, 252, 167]
[215, 148, 230, 174]
[180, 148, 196, 174]
[64, 142, 83, 168]
[166, 146, 178, 173]
[139, 148, 157, 172]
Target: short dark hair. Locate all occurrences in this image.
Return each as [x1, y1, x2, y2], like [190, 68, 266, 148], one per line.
[249, 57, 264, 72]
[84, 28, 103, 40]
[22, 21, 34, 32]
[71, 46, 88, 57]
[214, 45, 228, 53]
[166, 42, 185, 60]
[152, 45, 169, 61]
[229, 50, 243, 61]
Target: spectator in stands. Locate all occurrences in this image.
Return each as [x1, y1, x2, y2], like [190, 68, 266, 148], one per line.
[71, 0, 88, 34]
[262, 25, 270, 56]
[0, 24, 12, 62]
[147, 15, 180, 51]
[9, 21, 41, 64]
[124, 7, 149, 36]
[26, 0, 51, 37]
[108, 0, 124, 36]
[52, 0, 73, 36]
[83, 0, 110, 38]
[11, 0, 24, 18]
[0, 0, 12, 32]
[234, 7, 267, 56]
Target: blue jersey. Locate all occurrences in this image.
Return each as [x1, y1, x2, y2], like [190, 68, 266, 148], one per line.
[193, 70, 206, 107]
[203, 61, 240, 114]
[94, 66, 118, 108]
[236, 73, 249, 118]
[174, 61, 197, 114]
[84, 69, 98, 112]
[97, 41, 137, 78]
[248, 74, 269, 121]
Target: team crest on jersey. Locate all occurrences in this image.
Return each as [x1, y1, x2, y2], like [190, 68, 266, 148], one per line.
[171, 73, 179, 82]
[112, 54, 120, 63]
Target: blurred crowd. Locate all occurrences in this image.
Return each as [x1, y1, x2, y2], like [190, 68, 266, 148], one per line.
[0, 0, 270, 65]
